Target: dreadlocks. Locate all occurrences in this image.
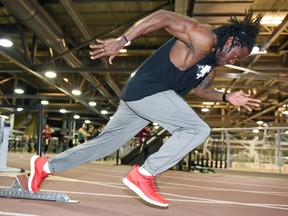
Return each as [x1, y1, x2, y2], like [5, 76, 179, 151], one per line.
[213, 10, 263, 53]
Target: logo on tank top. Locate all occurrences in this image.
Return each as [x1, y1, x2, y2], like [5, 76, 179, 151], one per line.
[195, 65, 212, 79]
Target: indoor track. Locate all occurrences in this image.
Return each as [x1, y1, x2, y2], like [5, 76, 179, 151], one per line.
[0, 153, 288, 216]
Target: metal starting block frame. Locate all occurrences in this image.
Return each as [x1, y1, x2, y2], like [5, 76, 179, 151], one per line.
[0, 175, 79, 203]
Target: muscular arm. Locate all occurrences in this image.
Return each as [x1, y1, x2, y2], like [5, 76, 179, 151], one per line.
[90, 9, 215, 63]
[194, 70, 262, 112]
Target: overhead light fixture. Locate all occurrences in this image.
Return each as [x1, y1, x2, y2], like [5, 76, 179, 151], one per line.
[59, 109, 67, 113]
[45, 71, 57, 78]
[203, 102, 214, 105]
[256, 120, 264, 125]
[261, 14, 285, 25]
[88, 101, 97, 106]
[14, 88, 24, 94]
[201, 108, 209, 112]
[101, 110, 108, 115]
[72, 89, 81, 96]
[41, 100, 49, 105]
[17, 107, 23, 112]
[0, 38, 13, 47]
[74, 114, 80, 119]
[85, 120, 90, 124]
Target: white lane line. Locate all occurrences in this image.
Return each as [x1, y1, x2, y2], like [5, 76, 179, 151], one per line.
[1, 182, 287, 211]
[160, 181, 288, 197]
[163, 174, 288, 190]
[0, 212, 40, 216]
[162, 192, 288, 211]
[2, 172, 286, 198]
[1, 171, 287, 199]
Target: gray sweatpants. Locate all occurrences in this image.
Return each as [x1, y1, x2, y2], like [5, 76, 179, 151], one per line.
[48, 90, 210, 175]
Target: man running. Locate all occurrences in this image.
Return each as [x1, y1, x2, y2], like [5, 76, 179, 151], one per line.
[28, 9, 262, 208]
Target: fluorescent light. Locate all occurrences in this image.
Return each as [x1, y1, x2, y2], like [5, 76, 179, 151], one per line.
[74, 114, 80, 119]
[85, 120, 90, 124]
[17, 107, 23, 112]
[14, 88, 24, 94]
[60, 109, 67, 113]
[203, 102, 214, 105]
[0, 39, 13, 47]
[45, 71, 57, 78]
[41, 100, 49, 105]
[256, 120, 264, 125]
[101, 110, 108, 114]
[261, 15, 285, 25]
[72, 89, 81, 95]
[88, 101, 97, 106]
[201, 108, 209, 112]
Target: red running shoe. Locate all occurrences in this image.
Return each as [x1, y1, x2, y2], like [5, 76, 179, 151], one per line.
[123, 165, 169, 207]
[28, 155, 50, 192]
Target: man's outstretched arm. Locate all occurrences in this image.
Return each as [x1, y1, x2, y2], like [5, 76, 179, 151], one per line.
[194, 70, 261, 112]
[89, 9, 215, 64]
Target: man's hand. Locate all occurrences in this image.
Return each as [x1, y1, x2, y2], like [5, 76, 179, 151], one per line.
[226, 91, 261, 112]
[89, 37, 125, 64]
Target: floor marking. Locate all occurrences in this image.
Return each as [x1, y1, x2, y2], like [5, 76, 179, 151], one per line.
[163, 174, 288, 190]
[163, 192, 288, 211]
[1, 182, 287, 211]
[0, 212, 40, 216]
[160, 181, 288, 197]
[2, 173, 287, 198]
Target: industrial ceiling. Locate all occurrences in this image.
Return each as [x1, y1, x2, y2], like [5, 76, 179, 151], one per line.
[0, 0, 287, 132]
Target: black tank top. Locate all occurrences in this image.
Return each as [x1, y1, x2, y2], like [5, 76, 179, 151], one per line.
[121, 38, 218, 101]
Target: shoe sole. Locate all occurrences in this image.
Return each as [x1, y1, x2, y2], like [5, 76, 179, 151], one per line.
[28, 155, 39, 192]
[122, 177, 169, 207]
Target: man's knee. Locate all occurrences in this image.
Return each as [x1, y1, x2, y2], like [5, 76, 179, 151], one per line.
[185, 121, 211, 139]
[200, 122, 211, 138]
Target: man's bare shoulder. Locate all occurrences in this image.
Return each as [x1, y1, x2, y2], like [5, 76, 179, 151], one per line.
[187, 24, 216, 55]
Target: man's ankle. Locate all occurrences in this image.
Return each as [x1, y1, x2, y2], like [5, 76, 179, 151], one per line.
[139, 166, 152, 176]
[43, 162, 51, 174]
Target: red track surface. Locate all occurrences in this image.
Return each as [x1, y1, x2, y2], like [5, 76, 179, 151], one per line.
[1, 153, 288, 216]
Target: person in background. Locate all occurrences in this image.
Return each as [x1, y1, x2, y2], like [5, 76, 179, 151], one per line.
[42, 124, 54, 154]
[28, 9, 262, 208]
[87, 124, 98, 140]
[77, 123, 90, 144]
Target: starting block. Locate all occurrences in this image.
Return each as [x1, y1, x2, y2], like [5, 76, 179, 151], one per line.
[0, 175, 79, 203]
